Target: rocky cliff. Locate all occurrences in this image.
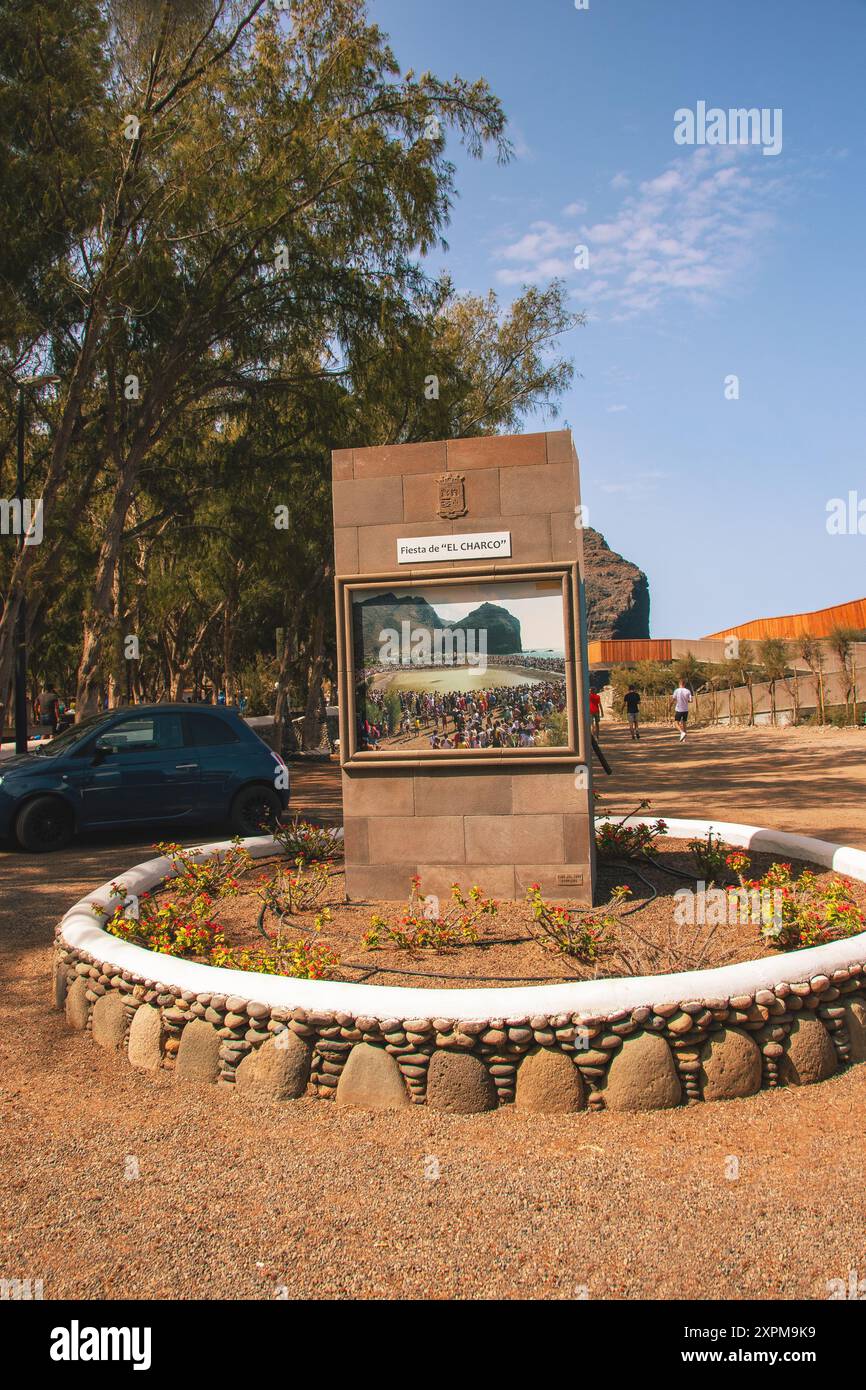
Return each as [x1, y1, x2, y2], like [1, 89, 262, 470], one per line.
[453, 601, 521, 655]
[354, 593, 522, 661]
[582, 528, 650, 639]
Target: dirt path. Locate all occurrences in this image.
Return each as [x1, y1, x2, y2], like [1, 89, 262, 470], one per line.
[2, 736, 866, 1301]
[596, 720, 866, 847]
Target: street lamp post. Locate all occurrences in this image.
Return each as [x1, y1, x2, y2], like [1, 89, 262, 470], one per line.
[13, 374, 60, 754]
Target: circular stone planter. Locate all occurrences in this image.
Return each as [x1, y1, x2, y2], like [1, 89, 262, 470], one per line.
[53, 820, 866, 1113]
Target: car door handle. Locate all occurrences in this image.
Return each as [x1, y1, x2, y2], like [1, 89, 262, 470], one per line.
[174, 763, 197, 771]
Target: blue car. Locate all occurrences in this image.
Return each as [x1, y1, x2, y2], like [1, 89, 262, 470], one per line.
[0, 705, 290, 852]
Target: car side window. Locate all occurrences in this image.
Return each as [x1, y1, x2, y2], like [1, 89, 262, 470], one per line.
[183, 713, 241, 748]
[96, 715, 184, 753]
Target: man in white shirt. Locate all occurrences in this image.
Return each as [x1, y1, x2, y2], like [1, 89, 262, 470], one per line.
[671, 678, 693, 742]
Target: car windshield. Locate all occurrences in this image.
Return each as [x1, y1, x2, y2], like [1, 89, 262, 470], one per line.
[32, 712, 114, 755]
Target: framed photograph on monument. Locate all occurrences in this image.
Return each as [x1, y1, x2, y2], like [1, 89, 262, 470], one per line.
[336, 563, 583, 766]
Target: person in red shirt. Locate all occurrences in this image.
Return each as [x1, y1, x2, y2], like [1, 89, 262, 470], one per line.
[589, 688, 602, 737]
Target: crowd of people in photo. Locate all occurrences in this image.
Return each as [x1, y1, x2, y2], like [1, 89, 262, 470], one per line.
[357, 653, 566, 680]
[357, 677, 568, 751]
[484, 653, 566, 673]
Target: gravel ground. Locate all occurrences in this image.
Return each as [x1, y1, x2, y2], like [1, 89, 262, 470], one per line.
[3, 728, 866, 1301]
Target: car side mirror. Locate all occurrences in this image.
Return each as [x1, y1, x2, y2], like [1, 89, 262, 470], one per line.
[91, 743, 112, 764]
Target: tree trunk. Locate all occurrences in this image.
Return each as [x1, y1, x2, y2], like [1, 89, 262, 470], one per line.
[818, 667, 825, 724]
[107, 560, 123, 707]
[301, 603, 327, 751]
[273, 626, 297, 750]
[76, 473, 138, 717]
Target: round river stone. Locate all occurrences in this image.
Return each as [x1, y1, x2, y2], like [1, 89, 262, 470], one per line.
[64, 976, 90, 1031]
[700, 1027, 762, 1102]
[175, 1019, 221, 1083]
[515, 1048, 586, 1113]
[127, 1003, 165, 1071]
[426, 1051, 497, 1113]
[91, 991, 127, 1050]
[235, 1032, 312, 1101]
[335, 1043, 409, 1110]
[779, 1015, 836, 1086]
[843, 997, 866, 1064]
[601, 1031, 682, 1112]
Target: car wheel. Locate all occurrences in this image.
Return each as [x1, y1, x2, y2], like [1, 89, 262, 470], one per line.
[230, 785, 282, 838]
[15, 796, 74, 853]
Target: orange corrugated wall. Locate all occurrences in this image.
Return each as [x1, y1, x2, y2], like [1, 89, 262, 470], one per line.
[588, 639, 672, 664]
[704, 597, 866, 643]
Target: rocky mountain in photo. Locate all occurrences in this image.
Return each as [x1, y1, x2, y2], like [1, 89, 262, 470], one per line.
[453, 601, 521, 655]
[354, 593, 522, 660]
[582, 527, 650, 639]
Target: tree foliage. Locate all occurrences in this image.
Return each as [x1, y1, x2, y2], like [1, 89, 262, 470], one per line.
[0, 0, 580, 734]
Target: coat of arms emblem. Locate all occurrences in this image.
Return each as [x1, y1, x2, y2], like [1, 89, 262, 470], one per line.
[436, 472, 467, 519]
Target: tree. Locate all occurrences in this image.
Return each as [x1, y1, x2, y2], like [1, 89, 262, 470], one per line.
[345, 278, 581, 445]
[726, 641, 757, 725]
[0, 2, 584, 733]
[795, 632, 825, 725]
[0, 0, 517, 715]
[827, 626, 859, 724]
[758, 637, 789, 727]
[701, 661, 732, 726]
[0, 0, 108, 359]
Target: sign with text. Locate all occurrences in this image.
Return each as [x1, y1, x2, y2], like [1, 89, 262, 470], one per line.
[397, 531, 512, 564]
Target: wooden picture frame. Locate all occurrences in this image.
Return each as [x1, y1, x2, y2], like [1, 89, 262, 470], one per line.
[335, 562, 585, 769]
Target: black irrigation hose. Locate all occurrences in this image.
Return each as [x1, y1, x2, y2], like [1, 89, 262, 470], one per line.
[635, 852, 697, 881]
[601, 859, 660, 915]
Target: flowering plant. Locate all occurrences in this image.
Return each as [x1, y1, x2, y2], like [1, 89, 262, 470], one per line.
[93, 840, 251, 958]
[211, 912, 339, 979]
[259, 857, 331, 916]
[271, 816, 341, 865]
[687, 828, 730, 884]
[154, 838, 252, 898]
[596, 816, 668, 861]
[727, 858, 866, 949]
[360, 876, 498, 952]
[99, 893, 226, 958]
[524, 882, 630, 961]
[725, 850, 752, 882]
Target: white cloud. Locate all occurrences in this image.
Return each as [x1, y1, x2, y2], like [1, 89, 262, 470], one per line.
[509, 124, 533, 161]
[596, 471, 667, 500]
[562, 200, 587, 216]
[493, 146, 787, 318]
[495, 220, 576, 284]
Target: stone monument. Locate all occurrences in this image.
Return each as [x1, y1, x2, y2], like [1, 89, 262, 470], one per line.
[331, 429, 595, 903]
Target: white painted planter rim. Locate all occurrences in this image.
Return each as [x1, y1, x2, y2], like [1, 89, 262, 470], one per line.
[58, 819, 866, 1022]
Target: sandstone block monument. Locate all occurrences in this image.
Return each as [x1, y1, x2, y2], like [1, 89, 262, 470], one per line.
[332, 430, 596, 903]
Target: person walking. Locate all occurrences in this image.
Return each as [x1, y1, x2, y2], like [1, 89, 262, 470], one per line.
[624, 684, 641, 740]
[671, 677, 693, 742]
[589, 687, 602, 738]
[36, 682, 62, 735]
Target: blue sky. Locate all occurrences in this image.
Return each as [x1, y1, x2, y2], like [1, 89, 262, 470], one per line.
[370, 0, 866, 637]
